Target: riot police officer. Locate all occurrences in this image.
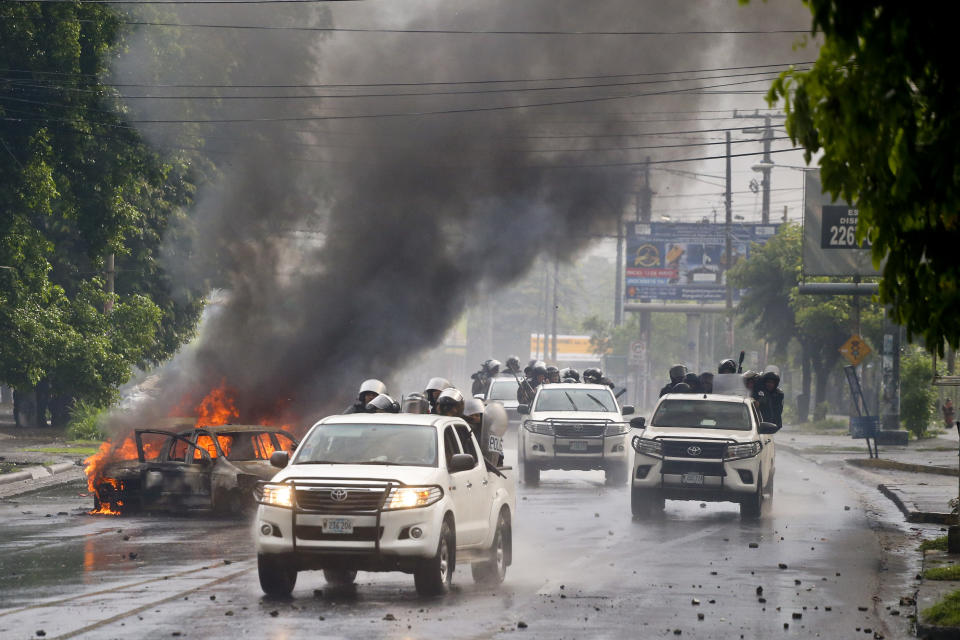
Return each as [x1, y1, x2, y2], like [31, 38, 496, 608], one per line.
[582, 368, 603, 384]
[504, 356, 522, 376]
[517, 363, 546, 404]
[757, 371, 784, 428]
[559, 367, 581, 383]
[366, 394, 400, 413]
[344, 379, 386, 414]
[660, 364, 687, 397]
[718, 359, 737, 374]
[463, 398, 485, 438]
[424, 377, 452, 413]
[436, 388, 465, 418]
[699, 372, 714, 394]
[545, 366, 561, 384]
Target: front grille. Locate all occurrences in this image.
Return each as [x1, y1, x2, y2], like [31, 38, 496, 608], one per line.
[661, 440, 727, 459]
[661, 460, 726, 476]
[295, 487, 387, 513]
[554, 423, 606, 437]
[294, 525, 383, 542]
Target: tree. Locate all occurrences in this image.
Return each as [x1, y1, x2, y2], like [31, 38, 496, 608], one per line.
[900, 346, 939, 437]
[0, 3, 202, 425]
[760, 1, 960, 353]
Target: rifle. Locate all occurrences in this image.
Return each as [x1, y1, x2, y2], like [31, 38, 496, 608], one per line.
[509, 369, 536, 402]
[737, 350, 745, 374]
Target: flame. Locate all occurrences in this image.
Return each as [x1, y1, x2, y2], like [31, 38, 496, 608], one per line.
[194, 381, 239, 428]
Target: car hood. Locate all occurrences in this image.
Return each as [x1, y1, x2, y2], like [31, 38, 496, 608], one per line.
[641, 426, 757, 442]
[528, 411, 623, 422]
[272, 463, 442, 485]
[229, 460, 282, 479]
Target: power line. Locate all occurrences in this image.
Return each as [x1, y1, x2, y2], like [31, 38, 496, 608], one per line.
[0, 61, 813, 88]
[9, 0, 358, 3]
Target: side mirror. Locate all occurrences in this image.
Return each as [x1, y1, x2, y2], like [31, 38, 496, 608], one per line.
[449, 453, 476, 473]
[270, 451, 290, 469]
[517, 404, 529, 415]
[630, 416, 646, 429]
[621, 405, 635, 416]
[758, 422, 781, 435]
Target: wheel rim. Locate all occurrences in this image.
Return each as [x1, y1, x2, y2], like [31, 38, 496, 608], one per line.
[439, 536, 449, 582]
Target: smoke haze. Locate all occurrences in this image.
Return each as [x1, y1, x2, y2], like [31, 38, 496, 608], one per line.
[108, 0, 812, 431]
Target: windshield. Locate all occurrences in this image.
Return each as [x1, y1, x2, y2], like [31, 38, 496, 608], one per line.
[294, 424, 438, 467]
[651, 400, 752, 431]
[534, 388, 617, 412]
[488, 378, 520, 401]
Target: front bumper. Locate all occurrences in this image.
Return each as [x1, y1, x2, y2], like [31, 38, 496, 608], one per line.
[631, 453, 761, 501]
[522, 432, 628, 471]
[255, 502, 445, 571]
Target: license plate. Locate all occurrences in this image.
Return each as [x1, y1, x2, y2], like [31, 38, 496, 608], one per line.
[321, 518, 353, 534]
[570, 440, 589, 452]
[682, 472, 705, 485]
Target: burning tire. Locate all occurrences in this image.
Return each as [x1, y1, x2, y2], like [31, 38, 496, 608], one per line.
[258, 554, 298, 597]
[323, 569, 357, 586]
[414, 519, 454, 596]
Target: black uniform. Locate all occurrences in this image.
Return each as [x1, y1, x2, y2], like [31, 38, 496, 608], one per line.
[343, 402, 372, 414]
[756, 371, 784, 428]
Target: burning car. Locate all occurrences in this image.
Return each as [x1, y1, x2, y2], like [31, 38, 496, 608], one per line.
[92, 425, 298, 514]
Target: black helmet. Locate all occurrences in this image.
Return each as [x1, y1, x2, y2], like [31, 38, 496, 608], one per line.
[436, 388, 465, 417]
[532, 363, 548, 378]
[366, 394, 400, 413]
[669, 364, 687, 383]
[582, 368, 603, 383]
[718, 359, 737, 374]
[559, 367, 581, 382]
[561, 377, 577, 383]
[684, 372, 700, 387]
[545, 365, 560, 383]
[671, 382, 692, 393]
[506, 356, 520, 371]
[760, 371, 780, 387]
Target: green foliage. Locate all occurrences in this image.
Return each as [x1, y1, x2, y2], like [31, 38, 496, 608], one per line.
[760, 1, 960, 353]
[923, 590, 960, 627]
[812, 401, 830, 421]
[65, 399, 106, 440]
[0, 3, 205, 413]
[900, 347, 938, 437]
[923, 566, 960, 582]
[919, 536, 949, 552]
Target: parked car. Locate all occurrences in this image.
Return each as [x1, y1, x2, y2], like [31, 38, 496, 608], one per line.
[483, 375, 522, 426]
[629, 393, 779, 519]
[517, 383, 634, 485]
[254, 413, 516, 597]
[93, 425, 298, 514]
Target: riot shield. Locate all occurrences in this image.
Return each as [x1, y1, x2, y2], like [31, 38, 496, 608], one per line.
[711, 373, 751, 398]
[480, 402, 509, 466]
[401, 393, 429, 414]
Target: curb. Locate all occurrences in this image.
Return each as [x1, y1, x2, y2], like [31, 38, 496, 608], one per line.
[879, 484, 955, 525]
[847, 458, 959, 477]
[0, 461, 78, 486]
[916, 550, 960, 639]
[0, 470, 33, 485]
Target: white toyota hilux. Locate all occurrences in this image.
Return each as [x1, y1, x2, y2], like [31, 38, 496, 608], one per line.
[254, 413, 515, 596]
[630, 393, 780, 519]
[517, 383, 634, 485]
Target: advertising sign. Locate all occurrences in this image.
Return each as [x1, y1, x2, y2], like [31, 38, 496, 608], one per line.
[529, 334, 603, 362]
[624, 222, 778, 303]
[802, 171, 881, 276]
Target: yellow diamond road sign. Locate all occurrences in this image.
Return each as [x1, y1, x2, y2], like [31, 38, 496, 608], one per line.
[839, 334, 872, 366]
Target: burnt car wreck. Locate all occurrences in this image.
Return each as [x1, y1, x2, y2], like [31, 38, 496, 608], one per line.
[93, 425, 298, 514]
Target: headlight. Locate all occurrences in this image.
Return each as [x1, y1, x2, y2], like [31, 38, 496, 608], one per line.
[632, 437, 662, 458]
[384, 486, 443, 510]
[260, 484, 294, 508]
[726, 441, 762, 461]
[605, 423, 628, 436]
[524, 421, 554, 435]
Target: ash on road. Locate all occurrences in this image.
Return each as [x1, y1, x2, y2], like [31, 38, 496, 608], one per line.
[0, 448, 926, 639]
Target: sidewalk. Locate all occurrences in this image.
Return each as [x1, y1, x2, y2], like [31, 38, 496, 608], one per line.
[780, 429, 959, 524]
[0, 406, 90, 497]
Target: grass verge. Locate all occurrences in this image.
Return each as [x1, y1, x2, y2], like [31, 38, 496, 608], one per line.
[920, 536, 950, 552]
[924, 565, 960, 581]
[23, 444, 100, 456]
[922, 589, 960, 627]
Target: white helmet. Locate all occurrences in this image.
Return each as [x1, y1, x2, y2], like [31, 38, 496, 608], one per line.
[358, 379, 386, 401]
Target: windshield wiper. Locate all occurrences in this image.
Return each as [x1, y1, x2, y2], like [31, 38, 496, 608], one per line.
[585, 393, 609, 410]
[563, 392, 579, 411]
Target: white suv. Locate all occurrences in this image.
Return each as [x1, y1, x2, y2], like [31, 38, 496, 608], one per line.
[517, 383, 633, 485]
[630, 393, 779, 518]
[255, 414, 516, 596]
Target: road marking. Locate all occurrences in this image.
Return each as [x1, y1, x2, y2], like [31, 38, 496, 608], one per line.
[49, 565, 254, 640]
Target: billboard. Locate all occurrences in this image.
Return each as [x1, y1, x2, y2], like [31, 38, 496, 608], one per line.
[802, 170, 881, 277]
[529, 334, 603, 362]
[624, 222, 778, 303]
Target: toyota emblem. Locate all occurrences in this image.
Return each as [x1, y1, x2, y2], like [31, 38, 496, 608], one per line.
[574, 425, 583, 432]
[330, 489, 349, 502]
[687, 446, 702, 457]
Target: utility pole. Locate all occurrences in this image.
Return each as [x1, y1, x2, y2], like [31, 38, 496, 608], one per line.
[636, 158, 653, 407]
[734, 110, 786, 224]
[551, 258, 559, 362]
[724, 132, 734, 352]
[614, 221, 624, 327]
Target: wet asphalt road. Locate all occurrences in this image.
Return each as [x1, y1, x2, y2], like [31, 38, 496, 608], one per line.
[0, 446, 924, 640]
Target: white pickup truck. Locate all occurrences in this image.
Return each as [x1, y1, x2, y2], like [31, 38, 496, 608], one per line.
[254, 413, 516, 596]
[517, 383, 634, 485]
[630, 392, 780, 519]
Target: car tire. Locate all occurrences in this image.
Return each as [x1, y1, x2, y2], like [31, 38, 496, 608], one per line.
[415, 519, 454, 596]
[323, 569, 358, 586]
[631, 487, 664, 517]
[606, 464, 628, 486]
[522, 458, 540, 485]
[258, 554, 297, 597]
[471, 512, 509, 586]
[740, 473, 763, 519]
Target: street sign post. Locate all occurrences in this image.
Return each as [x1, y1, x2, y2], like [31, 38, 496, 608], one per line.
[839, 334, 872, 366]
[628, 340, 645, 366]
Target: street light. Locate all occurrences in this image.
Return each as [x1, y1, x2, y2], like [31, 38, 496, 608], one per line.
[751, 161, 817, 172]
